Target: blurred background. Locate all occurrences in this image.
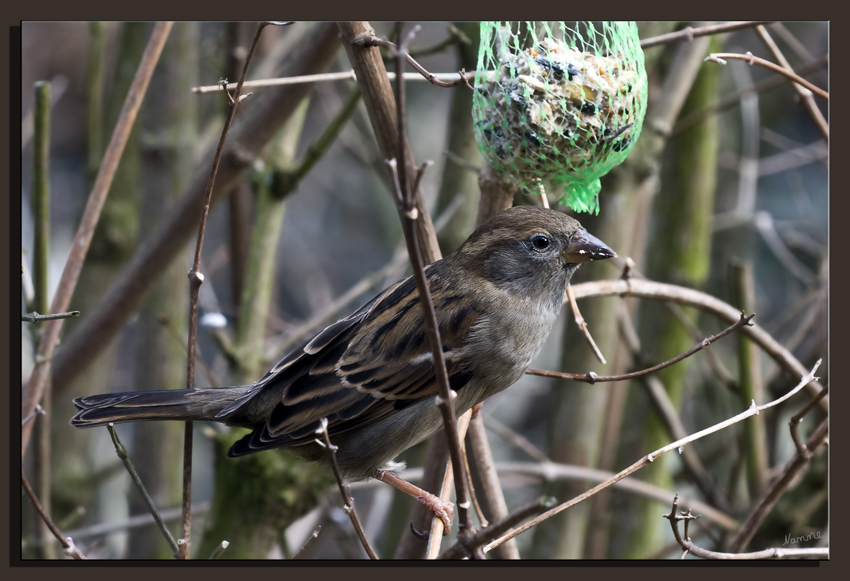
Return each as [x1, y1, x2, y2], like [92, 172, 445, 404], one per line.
[20, 21, 828, 559]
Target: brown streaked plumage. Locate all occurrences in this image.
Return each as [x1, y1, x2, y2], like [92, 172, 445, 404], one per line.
[71, 206, 615, 480]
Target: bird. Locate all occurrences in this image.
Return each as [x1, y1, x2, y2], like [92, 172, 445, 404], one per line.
[71, 205, 615, 529]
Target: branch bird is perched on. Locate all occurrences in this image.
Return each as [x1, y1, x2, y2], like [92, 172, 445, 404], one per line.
[71, 206, 615, 529]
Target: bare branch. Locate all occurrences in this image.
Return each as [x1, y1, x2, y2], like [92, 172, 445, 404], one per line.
[640, 21, 773, 49]
[527, 312, 753, 384]
[705, 52, 828, 100]
[21, 311, 80, 324]
[22, 470, 87, 559]
[315, 418, 378, 559]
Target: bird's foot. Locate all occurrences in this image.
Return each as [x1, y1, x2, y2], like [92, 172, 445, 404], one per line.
[415, 492, 454, 534]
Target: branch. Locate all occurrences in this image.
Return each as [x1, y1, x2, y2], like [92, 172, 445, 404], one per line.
[705, 52, 828, 100]
[566, 279, 827, 409]
[357, 35, 471, 88]
[315, 418, 378, 559]
[22, 21, 174, 460]
[482, 360, 821, 553]
[22, 470, 87, 559]
[727, 416, 828, 553]
[106, 424, 179, 557]
[527, 312, 753, 384]
[640, 21, 774, 48]
[177, 20, 291, 560]
[664, 494, 827, 559]
[21, 311, 80, 324]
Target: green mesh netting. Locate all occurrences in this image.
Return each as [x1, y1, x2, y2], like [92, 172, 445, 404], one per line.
[472, 22, 647, 213]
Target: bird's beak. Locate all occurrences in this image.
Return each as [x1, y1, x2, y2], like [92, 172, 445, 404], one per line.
[561, 231, 617, 264]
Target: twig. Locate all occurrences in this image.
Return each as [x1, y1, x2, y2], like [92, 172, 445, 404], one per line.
[383, 24, 473, 544]
[566, 279, 827, 408]
[789, 385, 828, 456]
[439, 497, 555, 560]
[105, 424, 179, 557]
[705, 52, 828, 100]
[207, 540, 229, 559]
[21, 22, 174, 460]
[293, 526, 321, 559]
[672, 55, 828, 135]
[664, 494, 827, 559]
[21, 404, 45, 426]
[640, 21, 773, 49]
[62, 501, 210, 542]
[754, 25, 828, 141]
[21, 311, 80, 324]
[617, 307, 733, 514]
[528, 312, 753, 384]
[178, 20, 291, 560]
[21, 470, 87, 559]
[315, 418, 378, 559]
[193, 71, 478, 93]
[357, 35, 471, 88]
[566, 284, 605, 364]
[483, 360, 821, 553]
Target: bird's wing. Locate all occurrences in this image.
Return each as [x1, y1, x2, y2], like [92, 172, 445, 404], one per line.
[226, 264, 481, 456]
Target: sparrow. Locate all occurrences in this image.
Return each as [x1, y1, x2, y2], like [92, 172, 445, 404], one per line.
[71, 206, 615, 526]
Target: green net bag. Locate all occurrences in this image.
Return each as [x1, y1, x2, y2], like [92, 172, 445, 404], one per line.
[472, 22, 647, 213]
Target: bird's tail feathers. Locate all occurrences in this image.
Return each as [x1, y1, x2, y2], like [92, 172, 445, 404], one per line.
[70, 387, 248, 428]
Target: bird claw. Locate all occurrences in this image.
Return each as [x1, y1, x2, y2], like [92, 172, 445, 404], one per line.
[416, 493, 454, 534]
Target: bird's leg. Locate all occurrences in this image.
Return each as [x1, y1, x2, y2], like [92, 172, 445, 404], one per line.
[377, 470, 454, 534]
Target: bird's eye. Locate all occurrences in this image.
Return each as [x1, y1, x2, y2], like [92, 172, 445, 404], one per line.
[530, 234, 550, 251]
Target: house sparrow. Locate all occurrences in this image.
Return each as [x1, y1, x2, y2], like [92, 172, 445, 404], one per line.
[71, 206, 614, 524]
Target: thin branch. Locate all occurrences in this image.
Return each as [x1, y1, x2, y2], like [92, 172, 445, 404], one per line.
[789, 385, 828, 456]
[207, 540, 230, 559]
[293, 526, 321, 559]
[192, 71, 475, 93]
[383, 24, 473, 543]
[178, 20, 291, 560]
[753, 24, 828, 141]
[106, 424, 179, 557]
[566, 279, 827, 408]
[566, 284, 606, 364]
[357, 35, 471, 88]
[705, 52, 828, 100]
[21, 21, 174, 460]
[315, 418, 378, 559]
[673, 55, 828, 135]
[483, 360, 821, 553]
[22, 470, 87, 560]
[640, 21, 773, 49]
[21, 311, 80, 324]
[664, 495, 827, 559]
[728, 418, 829, 553]
[527, 312, 753, 384]
[439, 497, 555, 560]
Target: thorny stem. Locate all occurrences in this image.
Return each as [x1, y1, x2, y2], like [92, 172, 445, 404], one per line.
[178, 20, 292, 560]
[664, 494, 827, 559]
[528, 312, 754, 384]
[483, 360, 821, 553]
[314, 419, 378, 559]
[106, 425, 180, 556]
